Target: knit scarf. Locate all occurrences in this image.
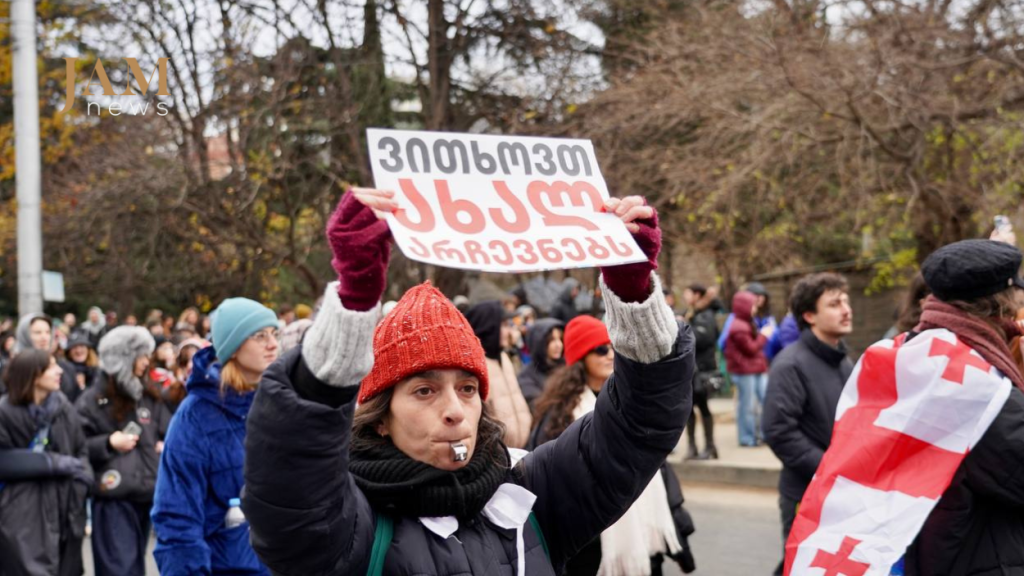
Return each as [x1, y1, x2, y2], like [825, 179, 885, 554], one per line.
[917, 295, 1024, 391]
[349, 438, 509, 520]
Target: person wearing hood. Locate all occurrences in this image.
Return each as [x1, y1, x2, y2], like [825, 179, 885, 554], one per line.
[75, 326, 171, 576]
[725, 291, 773, 447]
[14, 313, 82, 406]
[63, 335, 100, 404]
[551, 279, 582, 323]
[517, 319, 564, 408]
[78, 306, 108, 349]
[241, 188, 694, 576]
[150, 298, 277, 576]
[464, 301, 533, 449]
[717, 282, 778, 354]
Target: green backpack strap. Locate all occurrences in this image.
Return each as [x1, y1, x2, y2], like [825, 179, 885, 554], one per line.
[366, 513, 393, 576]
[528, 511, 550, 561]
[366, 511, 549, 574]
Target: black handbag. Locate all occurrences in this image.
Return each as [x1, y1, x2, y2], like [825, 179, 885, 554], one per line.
[694, 371, 725, 395]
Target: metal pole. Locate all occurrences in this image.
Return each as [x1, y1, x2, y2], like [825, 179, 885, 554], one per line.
[11, 0, 44, 315]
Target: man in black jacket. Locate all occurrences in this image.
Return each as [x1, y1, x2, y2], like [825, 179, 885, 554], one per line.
[763, 273, 853, 576]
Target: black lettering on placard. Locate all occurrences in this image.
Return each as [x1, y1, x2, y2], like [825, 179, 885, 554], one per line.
[533, 143, 557, 176]
[557, 144, 592, 176]
[471, 142, 498, 175]
[406, 138, 431, 172]
[433, 139, 470, 174]
[378, 137, 404, 172]
[497, 142, 532, 176]
[376, 134, 594, 178]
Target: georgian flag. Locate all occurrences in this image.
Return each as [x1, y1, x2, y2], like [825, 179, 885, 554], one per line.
[785, 329, 1011, 575]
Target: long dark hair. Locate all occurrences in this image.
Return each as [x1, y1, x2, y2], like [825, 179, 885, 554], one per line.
[3, 349, 54, 406]
[102, 372, 163, 423]
[351, 387, 507, 466]
[532, 362, 589, 441]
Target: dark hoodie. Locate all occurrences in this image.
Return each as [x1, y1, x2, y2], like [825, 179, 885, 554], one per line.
[517, 319, 565, 407]
[724, 291, 768, 375]
[550, 283, 580, 324]
[464, 301, 504, 360]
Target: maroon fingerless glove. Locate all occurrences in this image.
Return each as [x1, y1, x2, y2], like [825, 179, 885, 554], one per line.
[327, 190, 392, 312]
[599, 207, 661, 303]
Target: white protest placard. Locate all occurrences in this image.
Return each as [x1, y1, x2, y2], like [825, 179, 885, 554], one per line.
[366, 128, 646, 273]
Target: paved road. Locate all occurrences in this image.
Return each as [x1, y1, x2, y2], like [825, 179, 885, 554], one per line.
[84, 482, 781, 576]
[665, 483, 782, 576]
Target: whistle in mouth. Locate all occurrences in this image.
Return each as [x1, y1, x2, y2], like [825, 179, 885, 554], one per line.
[450, 442, 468, 462]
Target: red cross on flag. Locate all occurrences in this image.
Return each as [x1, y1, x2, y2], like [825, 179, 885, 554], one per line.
[785, 329, 1011, 575]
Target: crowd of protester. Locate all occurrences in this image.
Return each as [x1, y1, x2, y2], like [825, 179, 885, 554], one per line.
[1, 189, 1023, 576]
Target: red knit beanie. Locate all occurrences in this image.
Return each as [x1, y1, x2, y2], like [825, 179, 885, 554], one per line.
[359, 282, 489, 403]
[563, 315, 611, 366]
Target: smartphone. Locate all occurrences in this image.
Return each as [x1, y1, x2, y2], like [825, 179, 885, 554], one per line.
[123, 421, 143, 437]
[995, 215, 1013, 234]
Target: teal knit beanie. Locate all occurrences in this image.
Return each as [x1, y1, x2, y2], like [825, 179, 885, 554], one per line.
[210, 297, 278, 362]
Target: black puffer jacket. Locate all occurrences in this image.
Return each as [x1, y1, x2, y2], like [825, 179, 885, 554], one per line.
[75, 380, 171, 502]
[243, 327, 694, 575]
[763, 329, 852, 502]
[517, 319, 564, 407]
[905, 372, 1024, 575]
[0, 392, 91, 576]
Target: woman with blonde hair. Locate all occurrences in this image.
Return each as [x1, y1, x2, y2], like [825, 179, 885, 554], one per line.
[151, 298, 277, 575]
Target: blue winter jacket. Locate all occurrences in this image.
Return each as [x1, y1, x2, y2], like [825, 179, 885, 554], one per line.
[764, 313, 801, 362]
[151, 346, 269, 576]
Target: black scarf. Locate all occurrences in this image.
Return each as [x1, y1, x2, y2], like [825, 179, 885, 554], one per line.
[28, 391, 61, 431]
[349, 438, 509, 519]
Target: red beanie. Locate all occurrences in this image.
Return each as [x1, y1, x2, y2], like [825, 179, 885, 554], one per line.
[563, 315, 611, 366]
[359, 282, 489, 403]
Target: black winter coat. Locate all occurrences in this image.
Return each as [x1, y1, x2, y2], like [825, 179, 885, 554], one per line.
[0, 393, 91, 576]
[763, 329, 852, 502]
[903, 346, 1024, 575]
[689, 307, 719, 373]
[59, 360, 98, 405]
[243, 327, 694, 576]
[517, 319, 564, 408]
[75, 380, 170, 502]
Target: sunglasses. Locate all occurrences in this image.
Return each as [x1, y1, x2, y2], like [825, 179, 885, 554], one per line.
[589, 345, 612, 357]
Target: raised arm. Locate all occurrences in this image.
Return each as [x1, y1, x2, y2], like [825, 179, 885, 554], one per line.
[519, 201, 695, 571]
[243, 189, 391, 576]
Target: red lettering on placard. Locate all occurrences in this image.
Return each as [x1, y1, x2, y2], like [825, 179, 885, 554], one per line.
[512, 239, 539, 265]
[489, 240, 514, 265]
[393, 179, 436, 232]
[561, 238, 586, 262]
[489, 181, 531, 233]
[436, 180, 485, 234]
[465, 241, 491, 265]
[537, 239, 563, 264]
[586, 237, 610, 259]
[432, 240, 467, 263]
[409, 237, 431, 258]
[605, 235, 635, 257]
[527, 181, 602, 231]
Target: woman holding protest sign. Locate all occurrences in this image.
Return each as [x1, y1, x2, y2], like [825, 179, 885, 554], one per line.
[242, 186, 694, 575]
